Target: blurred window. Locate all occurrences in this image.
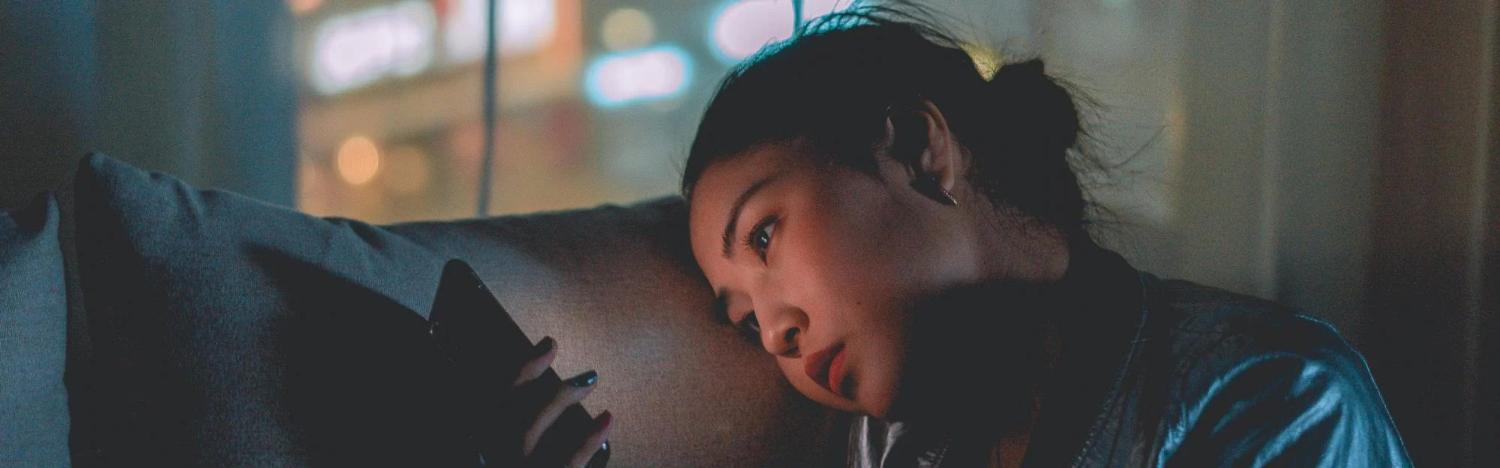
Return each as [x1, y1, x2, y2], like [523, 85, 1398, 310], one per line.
[292, 0, 853, 223]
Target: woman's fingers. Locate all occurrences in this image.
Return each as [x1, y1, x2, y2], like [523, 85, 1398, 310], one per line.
[505, 338, 610, 466]
[563, 412, 613, 468]
[522, 370, 599, 455]
[514, 337, 556, 387]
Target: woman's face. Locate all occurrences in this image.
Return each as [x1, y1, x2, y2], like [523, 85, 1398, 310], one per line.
[688, 140, 988, 418]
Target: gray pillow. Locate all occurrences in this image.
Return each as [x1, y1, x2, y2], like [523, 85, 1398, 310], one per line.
[66, 153, 468, 466]
[391, 198, 841, 467]
[0, 195, 71, 466]
[65, 152, 839, 466]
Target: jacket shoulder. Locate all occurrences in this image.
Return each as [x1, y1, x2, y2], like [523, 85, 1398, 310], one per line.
[1138, 276, 1411, 466]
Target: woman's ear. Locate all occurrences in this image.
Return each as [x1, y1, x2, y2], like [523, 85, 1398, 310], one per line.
[885, 99, 963, 205]
[912, 99, 961, 193]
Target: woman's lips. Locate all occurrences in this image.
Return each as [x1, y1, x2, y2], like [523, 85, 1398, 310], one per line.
[827, 347, 849, 398]
[804, 343, 849, 399]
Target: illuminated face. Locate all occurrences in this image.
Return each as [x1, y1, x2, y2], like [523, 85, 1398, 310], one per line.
[687, 141, 988, 418]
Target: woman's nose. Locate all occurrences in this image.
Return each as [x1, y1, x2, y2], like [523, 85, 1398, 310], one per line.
[758, 305, 806, 358]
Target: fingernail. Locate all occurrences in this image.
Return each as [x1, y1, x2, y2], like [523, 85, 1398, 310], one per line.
[565, 370, 598, 387]
[535, 336, 554, 354]
[586, 437, 611, 468]
[595, 410, 613, 429]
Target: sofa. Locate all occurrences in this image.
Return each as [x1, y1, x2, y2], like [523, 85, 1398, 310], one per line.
[0, 154, 841, 466]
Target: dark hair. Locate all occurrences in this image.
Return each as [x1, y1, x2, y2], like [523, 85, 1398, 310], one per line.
[681, 6, 1095, 240]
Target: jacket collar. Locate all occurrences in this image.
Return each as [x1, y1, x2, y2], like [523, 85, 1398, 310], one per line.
[1021, 242, 1149, 466]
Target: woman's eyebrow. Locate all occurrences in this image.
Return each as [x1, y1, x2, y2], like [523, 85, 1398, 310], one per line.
[721, 171, 786, 258]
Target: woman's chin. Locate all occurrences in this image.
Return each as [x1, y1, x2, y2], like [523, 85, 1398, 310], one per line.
[853, 385, 899, 420]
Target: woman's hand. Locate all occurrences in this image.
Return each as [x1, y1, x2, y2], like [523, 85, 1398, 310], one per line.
[503, 337, 613, 467]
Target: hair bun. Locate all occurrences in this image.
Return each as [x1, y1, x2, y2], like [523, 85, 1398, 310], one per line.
[989, 59, 1081, 151]
[992, 58, 1047, 79]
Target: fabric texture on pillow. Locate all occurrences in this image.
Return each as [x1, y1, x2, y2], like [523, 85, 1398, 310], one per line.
[0, 195, 72, 466]
[391, 197, 843, 467]
[65, 153, 471, 466]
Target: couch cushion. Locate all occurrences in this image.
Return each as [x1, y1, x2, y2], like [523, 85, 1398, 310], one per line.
[0, 195, 71, 466]
[391, 197, 840, 467]
[64, 151, 838, 466]
[66, 153, 471, 466]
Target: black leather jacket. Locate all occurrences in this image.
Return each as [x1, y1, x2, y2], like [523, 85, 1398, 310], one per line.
[848, 246, 1412, 467]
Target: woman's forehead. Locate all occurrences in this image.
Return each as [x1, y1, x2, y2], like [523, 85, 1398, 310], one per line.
[690, 146, 805, 215]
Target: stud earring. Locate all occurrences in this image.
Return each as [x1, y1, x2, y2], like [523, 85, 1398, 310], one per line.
[910, 174, 958, 206]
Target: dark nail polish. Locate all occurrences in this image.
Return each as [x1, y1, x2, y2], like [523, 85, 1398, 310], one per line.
[586, 439, 610, 468]
[535, 336, 554, 354]
[565, 370, 598, 387]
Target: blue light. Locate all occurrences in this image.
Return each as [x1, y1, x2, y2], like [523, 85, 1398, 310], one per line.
[584, 44, 694, 109]
[707, 0, 856, 64]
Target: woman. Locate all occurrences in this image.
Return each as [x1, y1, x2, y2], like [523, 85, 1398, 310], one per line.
[513, 7, 1411, 468]
[675, 8, 1411, 468]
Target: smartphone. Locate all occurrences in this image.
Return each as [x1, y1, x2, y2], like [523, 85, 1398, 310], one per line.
[429, 259, 610, 467]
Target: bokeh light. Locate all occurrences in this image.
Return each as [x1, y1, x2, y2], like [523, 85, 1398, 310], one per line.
[709, 0, 794, 63]
[584, 45, 691, 108]
[336, 135, 382, 185]
[708, 0, 854, 63]
[445, 0, 559, 62]
[310, 0, 437, 95]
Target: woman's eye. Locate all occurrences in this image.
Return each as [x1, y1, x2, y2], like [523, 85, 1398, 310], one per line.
[737, 312, 761, 342]
[746, 218, 777, 258]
